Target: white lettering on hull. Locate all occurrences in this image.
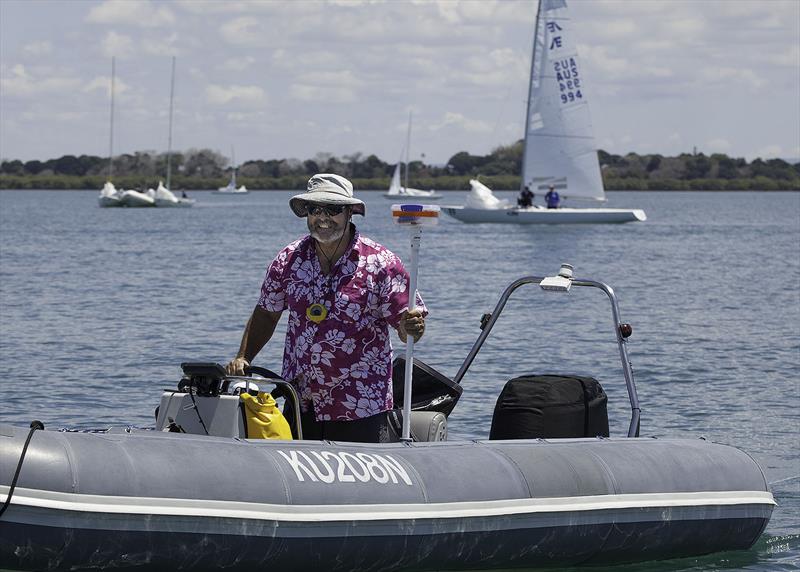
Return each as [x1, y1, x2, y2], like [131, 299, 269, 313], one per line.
[277, 450, 413, 485]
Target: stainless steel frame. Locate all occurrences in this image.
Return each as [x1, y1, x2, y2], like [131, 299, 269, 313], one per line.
[452, 272, 641, 437]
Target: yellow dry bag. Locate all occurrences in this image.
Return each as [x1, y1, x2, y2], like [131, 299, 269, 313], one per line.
[240, 392, 293, 440]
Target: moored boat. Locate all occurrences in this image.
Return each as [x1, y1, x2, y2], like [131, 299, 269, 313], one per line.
[214, 146, 248, 194]
[384, 112, 441, 200]
[98, 58, 124, 208]
[0, 265, 773, 571]
[154, 181, 195, 208]
[98, 181, 123, 207]
[119, 188, 155, 207]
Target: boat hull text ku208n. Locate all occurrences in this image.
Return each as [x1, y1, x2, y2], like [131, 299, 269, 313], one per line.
[0, 426, 774, 571]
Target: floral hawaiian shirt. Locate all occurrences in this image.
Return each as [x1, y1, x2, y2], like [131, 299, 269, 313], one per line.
[258, 226, 426, 422]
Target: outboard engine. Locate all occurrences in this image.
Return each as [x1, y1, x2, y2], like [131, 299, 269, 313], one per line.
[489, 375, 609, 440]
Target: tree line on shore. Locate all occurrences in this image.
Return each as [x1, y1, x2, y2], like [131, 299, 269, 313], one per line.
[1, 142, 798, 191]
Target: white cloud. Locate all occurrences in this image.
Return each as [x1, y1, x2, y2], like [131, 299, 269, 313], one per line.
[272, 49, 348, 74]
[221, 56, 256, 72]
[578, 45, 628, 78]
[590, 19, 638, 40]
[429, 112, 493, 133]
[82, 75, 130, 97]
[225, 111, 267, 122]
[668, 133, 682, 144]
[87, 0, 175, 28]
[22, 41, 52, 56]
[20, 110, 87, 122]
[0, 64, 81, 97]
[290, 83, 356, 104]
[665, 17, 706, 36]
[205, 84, 266, 106]
[289, 71, 362, 103]
[220, 17, 263, 46]
[753, 145, 783, 159]
[143, 33, 180, 57]
[703, 67, 765, 90]
[763, 45, 800, 68]
[101, 31, 134, 59]
[706, 138, 732, 152]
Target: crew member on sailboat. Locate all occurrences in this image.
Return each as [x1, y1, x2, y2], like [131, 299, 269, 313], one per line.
[545, 185, 560, 209]
[226, 174, 426, 442]
[518, 186, 535, 207]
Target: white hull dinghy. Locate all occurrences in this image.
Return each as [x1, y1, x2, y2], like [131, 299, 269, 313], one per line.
[443, 0, 645, 224]
[0, 265, 773, 571]
[98, 59, 124, 208]
[97, 181, 123, 207]
[214, 146, 248, 194]
[384, 112, 442, 200]
[213, 181, 248, 194]
[150, 57, 195, 209]
[383, 162, 442, 200]
[119, 188, 155, 207]
[154, 181, 195, 208]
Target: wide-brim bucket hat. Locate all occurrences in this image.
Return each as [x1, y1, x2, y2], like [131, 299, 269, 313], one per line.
[290, 173, 365, 217]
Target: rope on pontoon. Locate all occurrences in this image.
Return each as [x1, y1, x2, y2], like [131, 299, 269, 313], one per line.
[0, 420, 44, 519]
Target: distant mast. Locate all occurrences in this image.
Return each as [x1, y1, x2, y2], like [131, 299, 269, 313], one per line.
[231, 145, 237, 188]
[166, 56, 176, 191]
[107, 56, 116, 182]
[404, 110, 412, 192]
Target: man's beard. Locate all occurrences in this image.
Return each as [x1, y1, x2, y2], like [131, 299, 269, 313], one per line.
[308, 219, 347, 245]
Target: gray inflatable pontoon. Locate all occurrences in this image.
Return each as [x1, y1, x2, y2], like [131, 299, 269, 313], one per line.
[0, 265, 775, 571]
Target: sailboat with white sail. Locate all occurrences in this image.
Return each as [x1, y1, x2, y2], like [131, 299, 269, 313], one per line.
[214, 147, 248, 194]
[154, 56, 194, 208]
[443, 0, 645, 224]
[384, 111, 441, 200]
[98, 57, 124, 207]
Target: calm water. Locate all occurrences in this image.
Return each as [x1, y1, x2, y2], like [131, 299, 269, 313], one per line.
[1, 190, 798, 570]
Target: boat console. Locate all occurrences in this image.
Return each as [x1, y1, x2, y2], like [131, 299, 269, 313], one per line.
[155, 360, 456, 442]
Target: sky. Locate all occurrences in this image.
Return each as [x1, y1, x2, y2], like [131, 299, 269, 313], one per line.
[1, 0, 799, 166]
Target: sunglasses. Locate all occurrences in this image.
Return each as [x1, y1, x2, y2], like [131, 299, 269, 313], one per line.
[304, 203, 347, 217]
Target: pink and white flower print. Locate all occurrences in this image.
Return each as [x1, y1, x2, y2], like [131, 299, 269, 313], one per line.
[258, 228, 426, 421]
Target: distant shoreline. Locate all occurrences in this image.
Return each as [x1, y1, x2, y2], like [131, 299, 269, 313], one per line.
[2, 187, 797, 193]
[2, 148, 798, 192]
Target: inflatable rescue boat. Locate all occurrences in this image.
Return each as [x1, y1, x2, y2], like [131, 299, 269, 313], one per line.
[0, 265, 775, 571]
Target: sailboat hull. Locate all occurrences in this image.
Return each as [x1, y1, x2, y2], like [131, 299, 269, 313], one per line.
[213, 188, 248, 194]
[98, 196, 123, 208]
[155, 198, 195, 208]
[119, 191, 155, 208]
[443, 205, 646, 224]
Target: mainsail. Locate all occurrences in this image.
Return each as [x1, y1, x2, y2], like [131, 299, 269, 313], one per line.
[522, 0, 605, 201]
[387, 162, 403, 196]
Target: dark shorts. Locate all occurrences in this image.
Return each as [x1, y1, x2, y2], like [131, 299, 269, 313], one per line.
[285, 408, 401, 443]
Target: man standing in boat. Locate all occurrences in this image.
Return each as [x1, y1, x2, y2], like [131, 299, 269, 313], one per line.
[226, 173, 426, 442]
[545, 185, 561, 209]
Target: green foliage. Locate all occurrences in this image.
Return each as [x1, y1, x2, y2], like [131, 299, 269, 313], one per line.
[2, 147, 799, 191]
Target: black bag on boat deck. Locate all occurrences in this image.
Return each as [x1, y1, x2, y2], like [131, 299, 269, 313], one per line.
[392, 357, 462, 417]
[489, 375, 609, 440]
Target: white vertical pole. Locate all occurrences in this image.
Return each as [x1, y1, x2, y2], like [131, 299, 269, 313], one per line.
[401, 226, 422, 442]
[108, 56, 115, 181]
[166, 56, 175, 191]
